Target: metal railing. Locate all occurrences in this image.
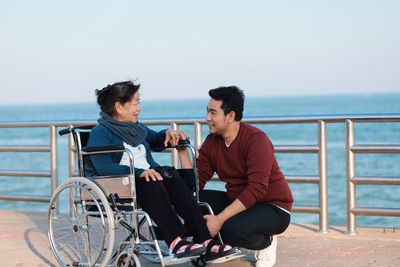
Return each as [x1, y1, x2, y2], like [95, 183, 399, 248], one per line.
[345, 118, 400, 235]
[0, 123, 58, 203]
[0, 114, 399, 233]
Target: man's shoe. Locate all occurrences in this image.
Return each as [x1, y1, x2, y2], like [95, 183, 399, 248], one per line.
[255, 236, 277, 267]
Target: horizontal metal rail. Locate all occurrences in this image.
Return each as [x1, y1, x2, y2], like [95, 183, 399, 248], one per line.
[352, 207, 400, 217]
[351, 145, 400, 154]
[352, 176, 400, 185]
[0, 194, 50, 203]
[286, 175, 320, 184]
[0, 170, 51, 177]
[275, 145, 319, 153]
[0, 146, 50, 152]
[292, 205, 320, 214]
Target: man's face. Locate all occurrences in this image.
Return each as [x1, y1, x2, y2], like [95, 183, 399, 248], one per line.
[206, 98, 229, 135]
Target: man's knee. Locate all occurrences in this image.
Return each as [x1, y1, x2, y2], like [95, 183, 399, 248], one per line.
[221, 228, 270, 250]
[220, 219, 271, 250]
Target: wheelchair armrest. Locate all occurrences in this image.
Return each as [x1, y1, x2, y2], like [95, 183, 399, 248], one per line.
[150, 139, 191, 152]
[82, 145, 125, 153]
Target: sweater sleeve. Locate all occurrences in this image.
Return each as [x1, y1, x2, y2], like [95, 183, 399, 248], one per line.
[87, 126, 130, 176]
[196, 137, 215, 189]
[145, 126, 167, 144]
[237, 132, 275, 208]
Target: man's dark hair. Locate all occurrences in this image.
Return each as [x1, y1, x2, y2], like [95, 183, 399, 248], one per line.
[208, 86, 244, 121]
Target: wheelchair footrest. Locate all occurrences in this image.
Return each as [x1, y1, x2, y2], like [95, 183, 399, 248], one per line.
[162, 255, 201, 265]
[206, 249, 244, 264]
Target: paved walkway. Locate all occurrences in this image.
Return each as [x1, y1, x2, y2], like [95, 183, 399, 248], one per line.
[0, 210, 399, 267]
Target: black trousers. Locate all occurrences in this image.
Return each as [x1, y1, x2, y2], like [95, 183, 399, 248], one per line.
[135, 172, 211, 246]
[199, 189, 291, 250]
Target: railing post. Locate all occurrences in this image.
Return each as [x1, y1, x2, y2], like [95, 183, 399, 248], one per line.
[346, 119, 357, 235]
[318, 120, 328, 233]
[50, 125, 58, 197]
[170, 122, 179, 168]
[194, 122, 203, 157]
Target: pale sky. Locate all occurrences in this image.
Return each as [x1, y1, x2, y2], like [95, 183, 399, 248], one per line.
[1, 0, 399, 104]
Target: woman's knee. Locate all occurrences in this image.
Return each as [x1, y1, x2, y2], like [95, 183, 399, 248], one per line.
[164, 175, 186, 186]
[136, 180, 166, 200]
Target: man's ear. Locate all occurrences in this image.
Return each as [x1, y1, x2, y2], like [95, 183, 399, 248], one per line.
[227, 111, 236, 123]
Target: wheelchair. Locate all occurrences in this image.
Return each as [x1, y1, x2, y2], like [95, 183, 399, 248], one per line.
[47, 125, 221, 267]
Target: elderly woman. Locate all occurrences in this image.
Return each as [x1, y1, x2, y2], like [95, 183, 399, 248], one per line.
[85, 80, 234, 261]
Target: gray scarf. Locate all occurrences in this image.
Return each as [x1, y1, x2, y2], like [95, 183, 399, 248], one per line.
[98, 111, 147, 147]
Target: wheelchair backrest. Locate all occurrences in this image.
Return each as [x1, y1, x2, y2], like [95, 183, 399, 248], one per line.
[63, 126, 135, 201]
[69, 126, 95, 177]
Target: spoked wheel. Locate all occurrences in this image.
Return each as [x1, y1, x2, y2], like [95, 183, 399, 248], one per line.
[48, 177, 115, 267]
[116, 252, 140, 267]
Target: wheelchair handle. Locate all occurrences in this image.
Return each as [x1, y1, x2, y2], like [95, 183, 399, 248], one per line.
[58, 128, 72, 136]
[171, 139, 190, 148]
[150, 139, 190, 151]
[59, 125, 94, 136]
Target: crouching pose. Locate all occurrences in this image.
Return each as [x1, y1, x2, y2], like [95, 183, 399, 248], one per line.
[85, 80, 235, 261]
[197, 86, 294, 267]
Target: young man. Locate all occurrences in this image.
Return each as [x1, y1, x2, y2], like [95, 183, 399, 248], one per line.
[197, 86, 293, 267]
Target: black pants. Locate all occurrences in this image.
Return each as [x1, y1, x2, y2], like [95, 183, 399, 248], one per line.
[200, 189, 291, 250]
[136, 172, 211, 246]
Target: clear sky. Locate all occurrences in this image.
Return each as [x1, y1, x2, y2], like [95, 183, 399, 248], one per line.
[1, 0, 399, 104]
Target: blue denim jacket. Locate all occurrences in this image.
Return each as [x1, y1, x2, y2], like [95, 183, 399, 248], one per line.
[84, 123, 166, 177]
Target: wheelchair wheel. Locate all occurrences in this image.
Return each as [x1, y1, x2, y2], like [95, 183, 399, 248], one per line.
[192, 256, 207, 267]
[48, 177, 115, 267]
[116, 251, 140, 267]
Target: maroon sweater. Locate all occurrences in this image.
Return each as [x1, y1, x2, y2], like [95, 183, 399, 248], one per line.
[197, 122, 293, 212]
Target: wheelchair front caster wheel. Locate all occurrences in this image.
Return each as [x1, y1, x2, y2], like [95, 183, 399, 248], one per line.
[116, 252, 140, 267]
[191, 256, 207, 267]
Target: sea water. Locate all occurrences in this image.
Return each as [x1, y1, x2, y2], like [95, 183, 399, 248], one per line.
[0, 93, 399, 227]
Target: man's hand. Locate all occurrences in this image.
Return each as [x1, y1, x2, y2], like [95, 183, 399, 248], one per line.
[164, 129, 188, 147]
[203, 199, 247, 237]
[139, 169, 163, 182]
[203, 214, 224, 237]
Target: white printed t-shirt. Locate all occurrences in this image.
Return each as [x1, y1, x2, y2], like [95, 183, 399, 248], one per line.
[120, 143, 150, 170]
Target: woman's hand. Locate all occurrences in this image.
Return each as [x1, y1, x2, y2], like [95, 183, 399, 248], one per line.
[164, 129, 188, 147]
[139, 169, 163, 182]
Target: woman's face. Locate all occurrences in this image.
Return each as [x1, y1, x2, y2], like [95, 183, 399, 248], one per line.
[114, 92, 141, 123]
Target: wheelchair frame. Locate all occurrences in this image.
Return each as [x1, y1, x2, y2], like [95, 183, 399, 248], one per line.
[47, 126, 218, 267]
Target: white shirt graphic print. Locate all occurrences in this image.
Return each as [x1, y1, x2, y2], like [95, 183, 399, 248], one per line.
[120, 142, 151, 170]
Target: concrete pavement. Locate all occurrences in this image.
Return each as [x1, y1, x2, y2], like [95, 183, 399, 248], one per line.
[0, 210, 399, 267]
